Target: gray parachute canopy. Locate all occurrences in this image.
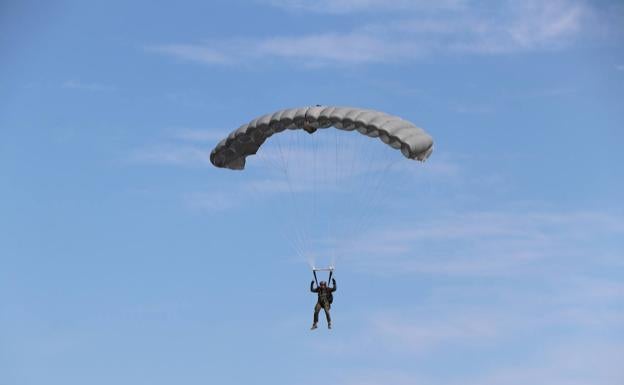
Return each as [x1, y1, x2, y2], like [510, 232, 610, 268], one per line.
[210, 106, 434, 170]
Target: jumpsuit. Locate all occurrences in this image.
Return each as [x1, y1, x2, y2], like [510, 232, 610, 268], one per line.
[310, 280, 336, 325]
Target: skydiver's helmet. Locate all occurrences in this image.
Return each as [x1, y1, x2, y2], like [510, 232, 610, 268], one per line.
[320, 281, 327, 287]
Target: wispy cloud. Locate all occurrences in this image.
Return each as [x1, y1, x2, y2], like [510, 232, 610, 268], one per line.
[335, 209, 624, 276]
[128, 128, 228, 166]
[371, 310, 501, 352]
[184, 191, 238, 212]
[468, 341, 624, 385]
[168, 128, 230, 142]
[264, 0, 467, 14]
[307, 268, 623, 383]
[304, 273, 624, 383]
[454, 103, 494, 114]
[129, 144, 211, 166]
[366, 281, 624, 353]
[148, 0, 601, 66]
[62, 79, 115, 91]
[332, 339, 624, 385]
[144, 44, 229, 64]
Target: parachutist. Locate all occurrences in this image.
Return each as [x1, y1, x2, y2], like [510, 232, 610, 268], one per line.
[310, 278, 336, 330]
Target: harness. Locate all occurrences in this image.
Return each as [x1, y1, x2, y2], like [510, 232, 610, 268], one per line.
[318, 287, 333, 305]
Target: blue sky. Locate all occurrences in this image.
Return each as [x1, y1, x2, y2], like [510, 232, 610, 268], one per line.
[1, 1, 623, 384]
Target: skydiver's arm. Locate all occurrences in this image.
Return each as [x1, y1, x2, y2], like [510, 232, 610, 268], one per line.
[331, 278, 337, 292]
[310, 281, 318, 292]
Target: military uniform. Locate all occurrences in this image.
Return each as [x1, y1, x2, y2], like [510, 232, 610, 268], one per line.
[310, 280, 336, 328]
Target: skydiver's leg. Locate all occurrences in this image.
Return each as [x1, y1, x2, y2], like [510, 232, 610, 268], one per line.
[312, 302, 321, 328]
[323, 302, 331, 327]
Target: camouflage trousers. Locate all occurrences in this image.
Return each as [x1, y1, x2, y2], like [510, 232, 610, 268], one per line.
[313, 300, 331, 325]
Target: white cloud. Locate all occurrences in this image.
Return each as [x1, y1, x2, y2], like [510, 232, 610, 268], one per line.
[337, 371, 428, 385]
[144, 44, 229, 64]
[128, 129, 229, 166]
[168, 128, 230, 143]
[148, 0, 598, 66]
[265, 0, 467, 14]
[246, 178, 305, 193]
[371, 311, 501, 352]
[62, 79, 115, 91]
[504, 1, 586, 50]
[129, 144, 211, 166]
[308, 273, 624, 383]
[466, 341, 624, 385]
[184, 191, 238, 212]
[297, 209, 623, 384]
[304, 282, 623, 384]
[333, 340, 624, 385]
[454, 103, 494, 114]
[366, 282, 624, 353]
[256, 33, 416, 64]
[335, 209, 624, 276]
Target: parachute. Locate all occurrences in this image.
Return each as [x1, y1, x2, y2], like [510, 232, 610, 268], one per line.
[210, 106, 434, 170]
[210, 105, 434, 271]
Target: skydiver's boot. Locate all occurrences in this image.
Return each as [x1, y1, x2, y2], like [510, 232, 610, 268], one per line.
[311, 323, 318, 330]
[328, 322, 332, 329]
